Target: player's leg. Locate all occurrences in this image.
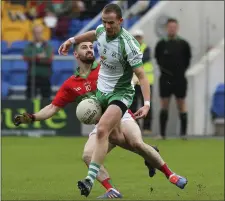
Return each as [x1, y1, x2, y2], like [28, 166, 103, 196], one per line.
[87, 103, 124, 176]
[159, 76, 172, 139]
[174, 78, 188, 139]
[82, 126, 124, 198]
[77, 90, 132, 197]
[109, 111, 158, 178]
[78, 105, 126, 196]
[77, 89, 133, 197]
[83, 134, 115, 187]
[121, 119, 188, 189]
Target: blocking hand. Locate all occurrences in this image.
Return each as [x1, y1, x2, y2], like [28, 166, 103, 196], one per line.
[14, 113, 35, 126]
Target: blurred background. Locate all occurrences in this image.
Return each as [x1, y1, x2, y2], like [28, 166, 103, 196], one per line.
[1, 1, 224, 200]
[1, 0, 224, 138]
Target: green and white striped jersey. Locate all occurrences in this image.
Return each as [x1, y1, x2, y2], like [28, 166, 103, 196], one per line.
[95, 24, 143, 93]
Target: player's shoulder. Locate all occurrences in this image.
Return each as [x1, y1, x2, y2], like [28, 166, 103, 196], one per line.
[120, 28, 135, 42]
[61, 75, 75, 88]
[91, 63, 101, 74]
[97, 63, 101, 69]
[96, 24, 104, 30]
[96, 24, 105, 37]
[120, 28, 141, 51]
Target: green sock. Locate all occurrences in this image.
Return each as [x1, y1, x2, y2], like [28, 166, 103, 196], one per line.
[86, 162, 100, 184]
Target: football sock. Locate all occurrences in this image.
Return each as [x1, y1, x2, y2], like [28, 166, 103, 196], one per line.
[180, 112, 188, 136]
[101, 178, 116, 190]
[86, 162, 100, 184]
[159, 163, 173, 178]
[160, 109, 168, 137]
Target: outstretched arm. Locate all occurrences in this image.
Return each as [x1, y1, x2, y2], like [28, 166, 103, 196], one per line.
[14, 104, 60, 126]
[33, 104, 60, 121]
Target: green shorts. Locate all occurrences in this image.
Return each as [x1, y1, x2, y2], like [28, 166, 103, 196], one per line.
[96, 89, 135, 111]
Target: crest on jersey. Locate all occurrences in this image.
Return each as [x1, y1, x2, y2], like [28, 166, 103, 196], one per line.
[84, 81, 92, 92]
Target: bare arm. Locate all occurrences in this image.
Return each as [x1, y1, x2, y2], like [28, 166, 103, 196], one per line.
[34, 104, 60, 121]
[14, 103, 61, 126]
[133, 67, 150, 103]
[58, 30, 96, 55]
[71, 30, 96, 43]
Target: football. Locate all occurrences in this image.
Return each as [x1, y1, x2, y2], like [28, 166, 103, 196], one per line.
[76, 98, 102, 125]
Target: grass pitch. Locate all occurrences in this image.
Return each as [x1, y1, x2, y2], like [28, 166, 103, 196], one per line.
[2, 137, 224, 200]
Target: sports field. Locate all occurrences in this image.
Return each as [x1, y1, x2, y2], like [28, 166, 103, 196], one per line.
[2, 137, 224, 200]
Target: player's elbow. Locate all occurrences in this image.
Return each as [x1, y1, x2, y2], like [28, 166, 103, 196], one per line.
[48, 104, 60, 116]
[134, 67, 146, 81]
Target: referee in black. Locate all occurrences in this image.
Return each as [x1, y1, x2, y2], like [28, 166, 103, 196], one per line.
[155, 18, 192, 140]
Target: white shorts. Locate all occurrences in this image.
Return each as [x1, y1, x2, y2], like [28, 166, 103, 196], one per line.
[89, 110, 135, 137]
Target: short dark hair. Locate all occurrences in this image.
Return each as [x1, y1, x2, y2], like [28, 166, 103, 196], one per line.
[166, 18, 178, 24]
[102, 3, 122, 19]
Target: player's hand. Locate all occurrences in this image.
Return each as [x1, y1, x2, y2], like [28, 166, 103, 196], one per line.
[58, 39, 72, 55]
[134, 105, 150, 120]
[14, 113, 35, 126]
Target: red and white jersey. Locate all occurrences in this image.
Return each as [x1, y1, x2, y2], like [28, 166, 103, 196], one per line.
[52, 61, 100, 108]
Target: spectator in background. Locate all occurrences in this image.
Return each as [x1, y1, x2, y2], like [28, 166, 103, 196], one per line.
[26, 0, 47, 20]
[155, 18, 192, 140]
[45, 0, 72, 39]
[70, 1, 86, 18]
[23, 24, 53, 99]
[28, 18, 51, 41]
[130, 29, 154, 135]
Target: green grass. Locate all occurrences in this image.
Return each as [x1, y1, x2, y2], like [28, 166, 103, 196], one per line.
[2, 137, 224, 200]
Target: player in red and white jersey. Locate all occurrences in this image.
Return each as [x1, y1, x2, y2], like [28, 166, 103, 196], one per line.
[14, 42, 187, 199]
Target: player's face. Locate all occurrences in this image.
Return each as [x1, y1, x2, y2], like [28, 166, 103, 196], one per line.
[166, 22, 178, 37]
[74, 42, 95, 64]
[102, 12, 123, 37]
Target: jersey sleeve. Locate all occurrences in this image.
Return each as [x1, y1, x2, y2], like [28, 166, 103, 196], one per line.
[95, 24, 105, 39]
[52, 79, 76, 108]
[124, 38, 143, 69]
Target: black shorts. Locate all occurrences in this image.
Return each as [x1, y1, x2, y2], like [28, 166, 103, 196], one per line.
[159, 76, 187, 99]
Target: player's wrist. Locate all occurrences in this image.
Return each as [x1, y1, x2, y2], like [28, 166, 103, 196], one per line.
[144, 101, 150, 108]
[69, 37, 76, 44]
[27, 113, 36, 122]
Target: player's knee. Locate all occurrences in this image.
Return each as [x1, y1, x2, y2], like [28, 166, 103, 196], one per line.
[82, 152, 92, 164]
[130, 140, 144, 151]
[96, 125, 109, 140]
